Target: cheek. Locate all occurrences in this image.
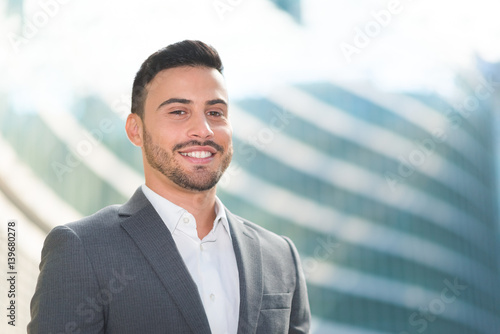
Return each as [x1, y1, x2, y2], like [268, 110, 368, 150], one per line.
[220, 135, 233, 152]
[151, 127, 180, 148]
[216, 125, 233, 145]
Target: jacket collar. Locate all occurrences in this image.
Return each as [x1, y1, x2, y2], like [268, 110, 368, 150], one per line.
[119, 187, 264, 334]
[226, 210, 263, 334]
[119, 188, 211, 334]
[118, 187, 151, 216]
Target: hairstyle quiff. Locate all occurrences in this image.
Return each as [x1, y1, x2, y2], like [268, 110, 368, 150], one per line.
[131, 40, 224, 119]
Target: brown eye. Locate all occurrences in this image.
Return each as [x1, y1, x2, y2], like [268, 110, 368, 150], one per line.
[170, 110, 186, 115]
[208, 111, 222, 117]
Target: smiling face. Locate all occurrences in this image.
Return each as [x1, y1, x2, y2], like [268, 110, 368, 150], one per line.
[126, 66, 233, 193]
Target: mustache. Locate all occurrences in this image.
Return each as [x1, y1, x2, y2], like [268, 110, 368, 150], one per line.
[173, 140, 224, 153]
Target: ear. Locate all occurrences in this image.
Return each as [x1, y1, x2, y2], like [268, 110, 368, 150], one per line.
[126, 113, 143, 147]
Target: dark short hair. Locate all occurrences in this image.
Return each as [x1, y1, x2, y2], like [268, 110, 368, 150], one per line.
[131, 40, 224, 118]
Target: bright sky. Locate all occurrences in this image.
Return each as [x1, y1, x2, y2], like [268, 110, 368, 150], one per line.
[302, 0, 500, 91]
[1, 0, 499, 108]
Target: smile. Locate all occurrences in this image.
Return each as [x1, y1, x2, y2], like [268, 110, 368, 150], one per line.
[180, 151, 213, 158]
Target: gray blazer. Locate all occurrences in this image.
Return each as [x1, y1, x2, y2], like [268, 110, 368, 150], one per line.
[28, 188, 311, 333]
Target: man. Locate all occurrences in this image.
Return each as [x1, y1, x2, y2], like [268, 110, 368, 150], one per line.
[29, 40, 310, 334]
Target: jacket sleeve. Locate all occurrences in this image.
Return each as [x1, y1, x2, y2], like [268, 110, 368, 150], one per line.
[28, 225, 105, 334]
[283, 236, 311, 334]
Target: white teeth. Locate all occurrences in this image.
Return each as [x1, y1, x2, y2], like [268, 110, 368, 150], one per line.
[180, 151, 213, 158]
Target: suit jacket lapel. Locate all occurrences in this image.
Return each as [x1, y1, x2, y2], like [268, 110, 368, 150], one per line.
[227, 210, 263, 334]
[119, 188, 211, 334]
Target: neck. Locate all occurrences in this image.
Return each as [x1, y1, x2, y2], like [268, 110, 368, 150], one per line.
[145, 177, 217, 239]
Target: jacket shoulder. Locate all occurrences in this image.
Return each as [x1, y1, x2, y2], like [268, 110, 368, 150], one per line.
[62, 187, 149, 235]
[230, 213, 297, 254]
[52, 204, 125, 241]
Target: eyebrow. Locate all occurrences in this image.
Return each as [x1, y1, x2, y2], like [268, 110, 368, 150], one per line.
[157, 98, 227, 110]
[157, 98, 191, 110]
[206, 99, 227, 106]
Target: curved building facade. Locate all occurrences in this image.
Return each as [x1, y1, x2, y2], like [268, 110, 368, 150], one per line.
[222, 76, 500, 333]
[2, 73, 500, 333]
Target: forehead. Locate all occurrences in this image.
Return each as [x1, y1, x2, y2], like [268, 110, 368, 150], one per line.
[146, 66, 227, 101]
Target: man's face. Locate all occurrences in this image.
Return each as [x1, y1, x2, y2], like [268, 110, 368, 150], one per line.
[140, 66, 232, 192]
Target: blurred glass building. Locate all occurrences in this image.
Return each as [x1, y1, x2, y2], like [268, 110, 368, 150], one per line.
[1, 0, 500, 333]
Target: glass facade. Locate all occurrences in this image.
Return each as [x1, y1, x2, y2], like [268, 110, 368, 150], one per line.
[1, 76, 499, 333]
[223, 80, 500, 333]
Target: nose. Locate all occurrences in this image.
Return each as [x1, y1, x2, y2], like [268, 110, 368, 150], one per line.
[187, 111, 214, 139]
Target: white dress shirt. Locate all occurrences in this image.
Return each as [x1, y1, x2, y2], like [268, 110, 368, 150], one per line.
[141, 184, 240, 334]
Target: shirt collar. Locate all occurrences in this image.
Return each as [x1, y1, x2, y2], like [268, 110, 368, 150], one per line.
[141, 184, 231, 239]
[214, 196, 230, 237]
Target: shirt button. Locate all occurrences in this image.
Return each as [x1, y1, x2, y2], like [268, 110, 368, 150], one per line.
[183, 217, 189, 224]
[210, 293, 215, 301]
[200, 244, 204, 251]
